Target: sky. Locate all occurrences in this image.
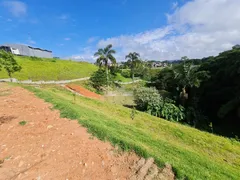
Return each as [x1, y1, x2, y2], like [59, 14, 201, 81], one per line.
[0, 0, 240, 62]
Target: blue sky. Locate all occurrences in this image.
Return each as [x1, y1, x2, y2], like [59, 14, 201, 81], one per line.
[1, 0, 240, 61]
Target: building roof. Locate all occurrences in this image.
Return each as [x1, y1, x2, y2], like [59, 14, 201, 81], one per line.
[1, 43, 52, 53]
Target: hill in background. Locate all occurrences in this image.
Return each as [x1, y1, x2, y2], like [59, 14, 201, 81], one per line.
[0, 56, 97, 81]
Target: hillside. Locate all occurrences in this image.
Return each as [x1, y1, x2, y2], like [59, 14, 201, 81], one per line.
[24, 84, 240, 180]
[0, 56, 97, 81]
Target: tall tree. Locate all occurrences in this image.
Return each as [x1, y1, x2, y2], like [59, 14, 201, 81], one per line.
[125, 52, 141, 82]
[0, 50, 21, 81]
[94, 44, 116, 86]
[173, 57, 209, 106]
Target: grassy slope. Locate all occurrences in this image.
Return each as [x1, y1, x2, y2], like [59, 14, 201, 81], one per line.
[24, 85, 240, 180]
[0, 56, 97, 81]
[114, 73, 133, 82]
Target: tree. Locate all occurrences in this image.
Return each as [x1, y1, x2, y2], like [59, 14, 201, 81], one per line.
[94, 44, 116, 87]
[125, 52, 142, 82]
[90, 69, 108, 91]
[0, 50, 21, 81]
[173, 57, 209, 106]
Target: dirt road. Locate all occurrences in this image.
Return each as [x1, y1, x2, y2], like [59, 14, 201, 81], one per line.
[0, 84, 174, 180]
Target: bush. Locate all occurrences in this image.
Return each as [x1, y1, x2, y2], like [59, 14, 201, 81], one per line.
[90, 69, 108, 90]
[121, 69, 131, 78]
[134, 87, 162, 111]
[134, 87, 185, 122]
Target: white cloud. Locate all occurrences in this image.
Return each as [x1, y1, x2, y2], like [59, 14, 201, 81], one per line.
[87, 36, 99, 43]
[67, 47, 96, 62]
[96, 0, 240, 61]
[2, 1, 27, 17]
[172, 1, 178, 10]
[64, 38, 71, 41]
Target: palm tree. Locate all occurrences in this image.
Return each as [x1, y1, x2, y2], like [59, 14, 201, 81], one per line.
[174, 57, 209, 106]
[125, 52, 141, 82]
[94, 44, 116, 86]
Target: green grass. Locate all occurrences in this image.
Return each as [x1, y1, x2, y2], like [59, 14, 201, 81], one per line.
[24, 85, 240, 179]
[19, 121, 27, 126]
[0, 56, 97, 81]
[113, 73, 133, 82]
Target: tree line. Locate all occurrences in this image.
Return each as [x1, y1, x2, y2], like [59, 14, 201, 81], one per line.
[92, 44, 240, 138]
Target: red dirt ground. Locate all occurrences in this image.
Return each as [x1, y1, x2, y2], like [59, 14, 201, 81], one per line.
[0, 84, 175, 180]
[0, 85, 138, 179]
[66, 84, 104, 100]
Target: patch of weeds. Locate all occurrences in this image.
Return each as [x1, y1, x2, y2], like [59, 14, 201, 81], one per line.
[19, 121, 27, 126]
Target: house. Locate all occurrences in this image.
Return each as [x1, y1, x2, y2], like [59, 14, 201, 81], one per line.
[152, 62, 168, 68]
[0, 43, 53, 58]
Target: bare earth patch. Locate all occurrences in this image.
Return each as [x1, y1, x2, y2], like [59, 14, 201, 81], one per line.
[0, 84, 174, 180]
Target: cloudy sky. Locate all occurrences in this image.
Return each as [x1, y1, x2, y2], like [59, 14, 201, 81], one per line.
[0, 0, 240, 61]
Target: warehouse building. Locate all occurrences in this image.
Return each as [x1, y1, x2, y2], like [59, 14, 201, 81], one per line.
[0, 43, 53, 58]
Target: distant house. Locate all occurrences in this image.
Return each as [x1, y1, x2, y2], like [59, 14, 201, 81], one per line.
[0, 43, 53, 58]
[152, 62, 168, 68]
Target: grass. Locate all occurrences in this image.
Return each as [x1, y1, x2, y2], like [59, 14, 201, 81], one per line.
[104, 95, 134, 106]
[113, 73, 133, 82]
[0, 56, 97, 81]
[19, 121, 27, 126]
[23, 85, 240, 180]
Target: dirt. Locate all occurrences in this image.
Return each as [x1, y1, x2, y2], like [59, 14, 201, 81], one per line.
[65, 84, 104, 100]
[0, 84, 175, 180]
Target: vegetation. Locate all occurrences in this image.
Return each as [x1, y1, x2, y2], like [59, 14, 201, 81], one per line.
[134, 87, 185, 122]
[24, 85, 240, 180]
[0, 56, 97, 81]
[94, 44, 116, 86]
[150, 47, 240, 137]
[19, 121, 27, 126]
[90, 69, 109, 91]
[125, 52, 142, 82]
[0, 51, 21, 80]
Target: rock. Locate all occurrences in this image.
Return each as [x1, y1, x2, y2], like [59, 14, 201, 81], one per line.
[47, 125, 53, 129]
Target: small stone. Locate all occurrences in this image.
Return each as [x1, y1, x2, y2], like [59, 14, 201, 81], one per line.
[102, 161, 105, 166]
[84, 163, 87, 167]
[47, 125, 53, 129]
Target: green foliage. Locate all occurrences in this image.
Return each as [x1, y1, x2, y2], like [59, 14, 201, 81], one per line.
[121, 69, 131, 78]
[198, 48, 240, 137]
[134, 87, 185, 122]
[19, 121, 27, 126]
[0, 51, 21, 78]
[25, 85, 240, 180]
[94, 44, 116, 86]
[134, 87, 162, 111]
[173, 60, 210, 89]
[0, 55, 97, 81]
[90, 69, 108, 90]
[125, 52, 142, 81]
[158, 102, 185, 122]
[113, 73, 132, 82]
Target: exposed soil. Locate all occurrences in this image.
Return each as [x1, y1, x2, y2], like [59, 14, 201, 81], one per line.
[65, 84, 104, 100]
[0, 84, 174, 180]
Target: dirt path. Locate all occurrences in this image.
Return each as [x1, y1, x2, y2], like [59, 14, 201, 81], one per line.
[0, 84, 174, 180]
[66, 84, 104, 101]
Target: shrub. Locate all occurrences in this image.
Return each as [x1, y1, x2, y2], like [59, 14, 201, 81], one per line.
[134, 87, 185, 122]
[121, 69, 131, 78]
[90, 69, 108, 90]
[134, 87, 162, 111]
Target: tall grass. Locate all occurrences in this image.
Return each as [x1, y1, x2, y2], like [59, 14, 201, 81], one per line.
[24, 85, 240, 179]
